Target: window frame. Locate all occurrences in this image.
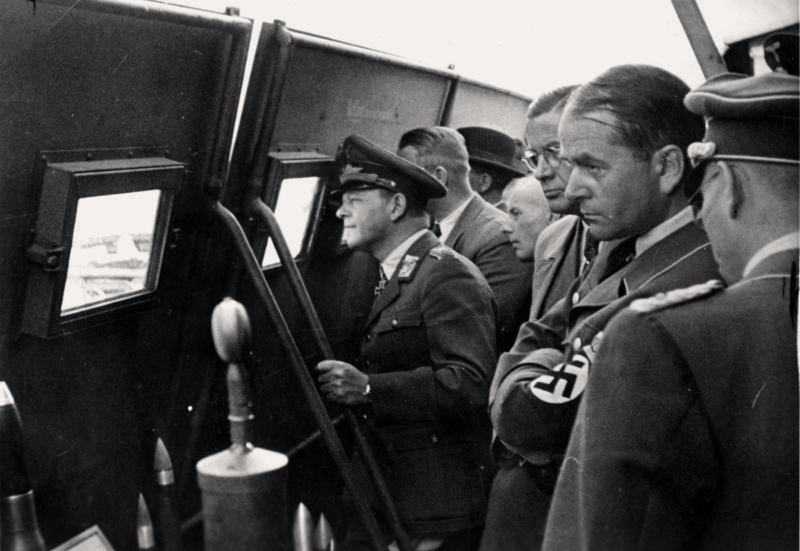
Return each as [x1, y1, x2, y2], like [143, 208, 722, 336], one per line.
[257, 152, 334, 270]
[21, 148, 183, 338]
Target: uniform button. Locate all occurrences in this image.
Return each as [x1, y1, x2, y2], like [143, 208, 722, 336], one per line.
[365, 334, 371, 341]
[391, 319, 398, 328]
[572, 337, 581, 350]
[364, 360, 370, 368]
[572, 291, 580, 304]
[431, 434, 439, 443]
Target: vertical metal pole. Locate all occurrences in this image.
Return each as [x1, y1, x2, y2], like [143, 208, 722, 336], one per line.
[671, 0, 728, 78]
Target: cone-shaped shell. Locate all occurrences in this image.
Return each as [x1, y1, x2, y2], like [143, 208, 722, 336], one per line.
[0, 382, 30, 497]
[313, 513, 334, 551]
[137, 494, 156, 550]
[293, 502, 314, 551]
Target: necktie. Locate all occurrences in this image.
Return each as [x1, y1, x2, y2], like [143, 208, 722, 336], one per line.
[432, 222, 442, 238]
[374, 266, 388, 297]
[597, 237, 637, 283]
[582, 232, 599, 272]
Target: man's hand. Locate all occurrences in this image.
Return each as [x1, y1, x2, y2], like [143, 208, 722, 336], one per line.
[316, 360, 371, 406]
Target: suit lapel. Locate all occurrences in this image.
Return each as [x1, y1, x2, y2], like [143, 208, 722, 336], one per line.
[578, 222, 710, 308]
[531, 218, 581, 317]
[621, 222, 710, 293]
[444, 195, 479, 249]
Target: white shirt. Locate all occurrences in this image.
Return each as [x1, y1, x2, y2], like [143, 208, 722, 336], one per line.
[437, 193, 474, 243]
[742, 232, 800, 278]
[381, 228, 429, 280]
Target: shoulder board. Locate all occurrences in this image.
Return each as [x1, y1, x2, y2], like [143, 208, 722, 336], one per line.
[629, 279, 725, 313]
[428, 245, 453, 260]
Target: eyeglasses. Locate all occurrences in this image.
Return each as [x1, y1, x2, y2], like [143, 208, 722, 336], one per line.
[522, 145, 564, 172]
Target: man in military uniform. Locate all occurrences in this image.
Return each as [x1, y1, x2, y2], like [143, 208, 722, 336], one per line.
[488, 65, 722, 550]
[316, 135, 497, 551]
[543, 71, 799, 551]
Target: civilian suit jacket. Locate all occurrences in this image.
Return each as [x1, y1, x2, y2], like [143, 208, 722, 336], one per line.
[355, 231, 497, 535]
[445, 194, 532, 353]
[479, 216, 585, 551]
[490, 221, 721, 464]
[544, 248, 799, 551]
[529, 215, 584, 321]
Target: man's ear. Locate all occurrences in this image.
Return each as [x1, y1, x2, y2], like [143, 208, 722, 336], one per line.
[388, 193, 408, 221]
[654, 144, 685, 196]
[430, 165, 448, 187]
[716, 160, 744, 219]
[476, 172, 493, 194]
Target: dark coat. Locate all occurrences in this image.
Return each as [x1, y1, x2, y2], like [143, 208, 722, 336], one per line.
[544, 248, 799, 551]
[529, 215, 584, 321]
[479, 214, 584, 551]
[491, 221, 721, 459]
[355, 231, 497, 536]
[482, 221, 721, 551]
[446, 194, 532, 352]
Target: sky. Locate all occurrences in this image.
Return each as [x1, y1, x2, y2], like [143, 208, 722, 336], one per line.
[172, 0, 797, 100]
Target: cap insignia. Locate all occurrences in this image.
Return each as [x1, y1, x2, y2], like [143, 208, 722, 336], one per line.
[687, 141, 718, 168]
[630, 279, 725, 313]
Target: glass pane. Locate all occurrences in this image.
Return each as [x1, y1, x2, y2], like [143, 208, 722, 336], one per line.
[62, 190, 161, 313]
[262, 176, 321, 267]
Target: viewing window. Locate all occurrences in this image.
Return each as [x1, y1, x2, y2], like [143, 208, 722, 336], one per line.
[22, 151, 183, 338]
[63, 189, 161, 313]
[260, 153, 333, 269]
[262, 176, 322, 267]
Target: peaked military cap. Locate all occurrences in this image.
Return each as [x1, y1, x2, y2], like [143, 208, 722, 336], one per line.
[683, 71, 799, 198]
[457, 126, 525, 178]
[333, 134, 446, 205]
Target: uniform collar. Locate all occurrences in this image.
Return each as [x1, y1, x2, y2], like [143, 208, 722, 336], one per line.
[635, 206, 694, 257]
[742, 232, 800, 278]
[381, 228, 428, 280]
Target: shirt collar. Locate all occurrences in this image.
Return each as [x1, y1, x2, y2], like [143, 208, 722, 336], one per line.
[438, 193, 474, 243]
[742, 232, 800, 278]
[381, 228, 428, 280]
[635, 206, 694, 257]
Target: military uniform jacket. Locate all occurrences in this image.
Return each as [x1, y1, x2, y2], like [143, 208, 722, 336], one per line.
[529, 215, 584, 321]
[446, 194, 532, 352]
[490, 221, 721, 463]
[543, 248, 799, 551]
[356, 231, 497, 534]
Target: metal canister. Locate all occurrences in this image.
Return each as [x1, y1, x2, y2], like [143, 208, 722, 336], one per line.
[197, 443, 289, 550]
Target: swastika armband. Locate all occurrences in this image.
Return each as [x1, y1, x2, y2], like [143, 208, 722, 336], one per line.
[527, 332, 603, 404]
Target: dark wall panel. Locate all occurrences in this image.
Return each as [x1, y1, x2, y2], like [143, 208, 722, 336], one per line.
[0, 2, 250, 549]
[271, 40, 451, 154]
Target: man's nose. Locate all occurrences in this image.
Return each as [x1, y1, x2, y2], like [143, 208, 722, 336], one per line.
[564, 170, 589, 201]
[534, 157, 553, 180]
[500, 216, 513, 234]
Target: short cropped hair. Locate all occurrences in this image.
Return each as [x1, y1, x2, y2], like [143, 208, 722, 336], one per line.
[565, 65, 704, 175]
[526, 85, 578, 120]
[398, 126, 470, 177]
